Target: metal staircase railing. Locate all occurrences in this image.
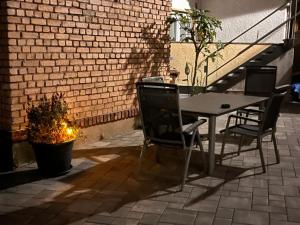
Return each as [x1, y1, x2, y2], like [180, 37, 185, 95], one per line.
[201, 0, 299, 89]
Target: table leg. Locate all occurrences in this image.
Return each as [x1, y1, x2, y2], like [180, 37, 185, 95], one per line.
[208, 115, 216, 175]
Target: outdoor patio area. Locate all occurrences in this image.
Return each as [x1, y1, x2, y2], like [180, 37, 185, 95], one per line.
[1, 103, 300, 225]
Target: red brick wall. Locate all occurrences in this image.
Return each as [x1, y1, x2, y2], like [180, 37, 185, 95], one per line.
[1, 0, 171, 140]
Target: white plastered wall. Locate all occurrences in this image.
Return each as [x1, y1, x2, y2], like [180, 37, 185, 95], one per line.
[172, 0, 197, 11]
[172, 0, 289, 43]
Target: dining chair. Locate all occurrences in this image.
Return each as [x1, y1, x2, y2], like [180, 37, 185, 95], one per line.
[136, 82, 207, 190]
[220, 90, 287, 173]
[238, 84, 290, 117]
[235, 66, 277, 122]
[141, 76, 199, 125]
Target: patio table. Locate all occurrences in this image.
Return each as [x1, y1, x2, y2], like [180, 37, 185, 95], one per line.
[180, 92, 268, 174]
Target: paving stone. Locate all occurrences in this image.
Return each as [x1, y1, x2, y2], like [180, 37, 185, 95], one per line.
[215, 207, 234, 219]
[87, 214, 114, 224]
[184, 199, 219, 212]
[253, 196, 268, 205]
[219, 196, 251, 209]
[286, 197, 300, 208]
[270, 212, 288, 222]
[288, 208, 300, 222]
[112, 218, 139, 225]
[233, 210, 269, 225]
[132, 200, 168, 214]
[140, 213, 160, 224]
[159, 208, 197, 225]
[193, 212, 214, 225]
[213, 218, 232, 225]
[66, 199, 101, 214]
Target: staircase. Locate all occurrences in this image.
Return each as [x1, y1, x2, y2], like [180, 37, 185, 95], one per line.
[206, 44, 290, 93]
[200, 0, 299, 93]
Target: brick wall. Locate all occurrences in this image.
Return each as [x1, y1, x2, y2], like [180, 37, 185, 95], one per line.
[1, 0, 171, 141]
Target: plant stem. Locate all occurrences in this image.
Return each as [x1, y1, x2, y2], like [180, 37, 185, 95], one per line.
[192, 50, 200, 87]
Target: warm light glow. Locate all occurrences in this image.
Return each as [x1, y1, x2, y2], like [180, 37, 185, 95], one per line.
[66, 127, 73, 135]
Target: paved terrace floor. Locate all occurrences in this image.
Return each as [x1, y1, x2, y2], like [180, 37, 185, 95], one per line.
[1, 103, 300, 225]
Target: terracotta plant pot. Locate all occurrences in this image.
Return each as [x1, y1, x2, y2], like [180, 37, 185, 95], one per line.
[31, 140, 74, 176]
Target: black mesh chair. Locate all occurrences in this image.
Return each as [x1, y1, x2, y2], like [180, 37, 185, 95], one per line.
[141, 76, 199, 125]
[220, 90, 287, 173]
[136, 82, 206, 190]
[236, 66, 277, 120]
[238, 84, 290, 118]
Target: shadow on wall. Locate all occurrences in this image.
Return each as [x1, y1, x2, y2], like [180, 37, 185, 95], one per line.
[123, 22, 170, 109]
[0, 0, 14, 171]
[124, 22, 170, 93]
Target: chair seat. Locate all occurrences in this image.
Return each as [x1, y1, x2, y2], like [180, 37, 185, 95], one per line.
[227, 124, 260, 137]
[151, 129, 198, 147]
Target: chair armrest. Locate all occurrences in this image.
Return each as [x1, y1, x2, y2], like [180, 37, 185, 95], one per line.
[228, 114, 261, 124]
[238, 108, 264, 114]
[183, 119, 207, 134]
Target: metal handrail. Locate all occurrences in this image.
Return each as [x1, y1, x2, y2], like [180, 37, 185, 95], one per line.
[206, 9, 300, 79]
[199, 0, 292, 69]
[200, 0, 294, 81]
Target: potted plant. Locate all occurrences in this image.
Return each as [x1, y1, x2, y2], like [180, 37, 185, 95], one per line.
[27, 93, 78, 176]
[168, 9, 223, 94]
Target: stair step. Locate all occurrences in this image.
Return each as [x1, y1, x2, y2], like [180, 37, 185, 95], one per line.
[216, 79, 227, 84]
[206, 86, 217, 92]
[227, 73, 239, 78]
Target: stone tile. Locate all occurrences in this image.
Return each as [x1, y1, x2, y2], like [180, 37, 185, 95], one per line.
[216, 207, 234, 219]
[253, 196, 268, 205]
[66, 199, 101, 214]
[194, 212, 214, 225]
[219, 196, 251, 209]
[233, 210, 269, 225]
[132, 200, 168, 214]
[270, 213, 288, 222]
[86, 214, 114, 224]
[140, 213, 160, 225]
[112, 218, 139, 225]
[213, 218, 232, 225]
[159, 208, 197, 225]
[288, 208, 300, 222]
[286, 197, 300, 208]
[184, 199, 219, 212]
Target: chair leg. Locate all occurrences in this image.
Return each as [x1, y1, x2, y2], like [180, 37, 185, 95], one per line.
[272, 132, 280, 164]
[138, 139, 148, 172]
[220, 130, 229, 165]
[238, 135, 244, 156]
[196, 132, 207, 172]
[181, 146, 193, 191]
[257, 137, 266, 173]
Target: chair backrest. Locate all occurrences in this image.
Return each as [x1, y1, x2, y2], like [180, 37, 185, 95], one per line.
[261, 91, 287, 131]
[136, 82, 185, 145]
[245, 66, 277, 97]
[141, 76, 164, 83]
